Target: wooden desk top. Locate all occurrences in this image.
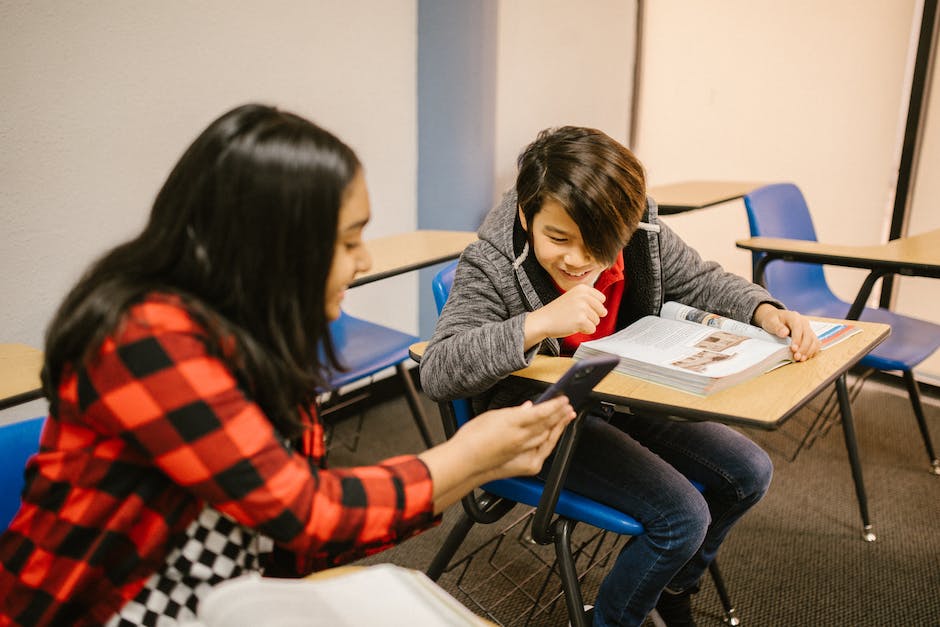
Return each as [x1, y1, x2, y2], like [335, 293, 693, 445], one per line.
[352, 230, 477, 287]
[649, 181, 763, 215]
[0, 343, 44, 410]
[736, 229, 940, 277]
[410, 318, 889, 430]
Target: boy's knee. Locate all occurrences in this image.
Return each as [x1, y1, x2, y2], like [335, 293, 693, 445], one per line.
[647, 488, 710, 556]
[745, 447, 774, 501]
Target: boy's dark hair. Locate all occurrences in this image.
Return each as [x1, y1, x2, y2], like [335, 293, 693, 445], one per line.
[515, 126, 646, 264]
[44, 103, 360, 437]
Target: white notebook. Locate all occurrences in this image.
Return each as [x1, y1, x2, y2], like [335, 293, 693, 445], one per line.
[180, 564, 488, 627]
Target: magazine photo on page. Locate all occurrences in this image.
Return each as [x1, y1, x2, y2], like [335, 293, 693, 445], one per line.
[572, 301, 859, 396]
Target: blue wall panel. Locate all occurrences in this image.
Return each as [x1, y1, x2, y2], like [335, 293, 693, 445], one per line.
[417, 0, 496, 337]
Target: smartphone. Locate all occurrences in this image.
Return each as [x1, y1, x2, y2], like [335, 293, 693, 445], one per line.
[534, 355, 619, 410]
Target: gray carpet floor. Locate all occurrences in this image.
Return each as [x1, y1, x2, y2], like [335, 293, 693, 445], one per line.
[328, 375, 940, 626]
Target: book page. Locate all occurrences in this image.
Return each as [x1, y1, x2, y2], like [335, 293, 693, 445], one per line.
[576, 316, 790, 379]
[660, 301, 787, 344]
[660, 301, 859, 351]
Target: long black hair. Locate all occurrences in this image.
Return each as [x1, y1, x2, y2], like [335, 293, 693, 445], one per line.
[43, 103, 360, 437]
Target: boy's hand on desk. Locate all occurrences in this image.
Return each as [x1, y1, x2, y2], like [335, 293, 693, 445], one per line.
[753, 303, 821, 361]
[524, 285, 607, 349]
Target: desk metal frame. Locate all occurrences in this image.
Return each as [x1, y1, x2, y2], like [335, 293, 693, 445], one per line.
[739, 229, 940, 320]
[413, 319, 889, 541]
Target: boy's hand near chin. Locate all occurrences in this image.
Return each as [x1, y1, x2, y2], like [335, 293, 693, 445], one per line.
[524, 285, 607, 349]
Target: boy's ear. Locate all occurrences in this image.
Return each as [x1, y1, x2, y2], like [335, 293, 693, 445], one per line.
[517, 205, 528, 232]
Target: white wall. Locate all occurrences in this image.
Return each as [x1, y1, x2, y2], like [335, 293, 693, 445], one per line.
[494, 0, 636, 196]
[0, 0, 418, 423]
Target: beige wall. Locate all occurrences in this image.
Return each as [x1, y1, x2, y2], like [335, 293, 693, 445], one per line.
[642, 0, 917, 285]
[639, 1, 940, 383]
[898, 20, 940, 384]
[493, 0, 636, 196]
[0, 0, 417, 422]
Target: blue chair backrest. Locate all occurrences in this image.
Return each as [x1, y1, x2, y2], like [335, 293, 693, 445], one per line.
[743, 183, 841, 315]
[328, 310, 351, 347]
[432, 261, 474, 428]
[432, 261, 458, 317]
[0, 416, 45, 530]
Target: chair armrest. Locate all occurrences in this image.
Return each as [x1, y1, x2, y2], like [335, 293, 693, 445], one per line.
[529, 406, 592, 545]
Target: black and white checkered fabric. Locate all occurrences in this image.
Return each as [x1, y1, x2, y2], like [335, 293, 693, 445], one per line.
[105, 506, 273, 626]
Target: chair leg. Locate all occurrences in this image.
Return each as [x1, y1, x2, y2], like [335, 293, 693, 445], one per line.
[835, 375, 876, 541]
[395, 363, 435, 449]
[902, 370, 940, 475]
[426, 508, 476, 581]
[553, 518, 590, 627]
[708, 559, 740, 626]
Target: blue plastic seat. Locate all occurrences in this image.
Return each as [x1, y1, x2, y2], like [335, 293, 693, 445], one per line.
[744, 183, 940, 473]
[323, 311, 435, 449]
[424, 261, 737, 627]
[0, 416, 45, 530]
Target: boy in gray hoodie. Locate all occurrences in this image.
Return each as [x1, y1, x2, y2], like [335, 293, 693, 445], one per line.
[420, 126, 819, 627]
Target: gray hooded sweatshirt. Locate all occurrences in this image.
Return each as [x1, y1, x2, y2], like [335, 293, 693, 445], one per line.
[419, 189, 782, 414]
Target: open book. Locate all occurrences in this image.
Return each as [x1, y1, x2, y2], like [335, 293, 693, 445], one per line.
[572, 301, 859, 396]
[179, 564, 488, 627]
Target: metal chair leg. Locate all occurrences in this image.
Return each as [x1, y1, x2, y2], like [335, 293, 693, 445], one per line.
[709, 559, 740, 625]
[902, 370, 940, 475]
[426, 509, 476, 581]
[553, 518, 590, 627]
[426, 492, 515, 581]
[396, 363, 435, 449]
[836, 375, 876, 542]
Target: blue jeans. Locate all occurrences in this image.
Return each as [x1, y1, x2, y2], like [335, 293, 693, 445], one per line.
[542, 411, 773, 627]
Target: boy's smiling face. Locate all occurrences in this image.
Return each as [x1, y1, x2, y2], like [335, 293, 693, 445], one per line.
[519, 199, 608, 292]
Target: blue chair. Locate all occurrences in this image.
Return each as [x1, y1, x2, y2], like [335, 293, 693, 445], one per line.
[0, 416, 45, 530]
[743, 183, 940, 474]
[323, 311, 435, 449]
[424, 261, 737, 627]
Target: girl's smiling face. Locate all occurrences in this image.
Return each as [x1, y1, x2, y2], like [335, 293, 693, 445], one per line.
[325, 170, 372, 320]
[519, 199, 607, 292]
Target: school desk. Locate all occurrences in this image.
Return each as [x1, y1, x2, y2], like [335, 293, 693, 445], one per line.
[736, 228, 940, 319]
[353, 230, 477, 287]
[648, 181, 764, 216]
[410, 317, 890, 540]
[0, 343, 43, 411]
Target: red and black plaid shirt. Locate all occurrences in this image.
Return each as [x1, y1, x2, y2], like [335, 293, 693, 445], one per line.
[0, 295, 437, 626]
